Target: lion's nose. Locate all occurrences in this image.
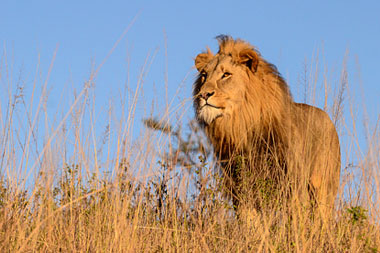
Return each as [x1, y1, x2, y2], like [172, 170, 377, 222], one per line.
[200, 91, 215, 100]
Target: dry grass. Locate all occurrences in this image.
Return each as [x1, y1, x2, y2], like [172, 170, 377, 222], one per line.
[0, 44, 379, 252]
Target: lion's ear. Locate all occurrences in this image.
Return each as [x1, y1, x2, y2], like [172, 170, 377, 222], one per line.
[238, 48, 259, 73]
[195, 49, 213, 72]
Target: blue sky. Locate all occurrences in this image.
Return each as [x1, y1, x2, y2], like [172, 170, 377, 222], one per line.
[1, 1, 379, 171]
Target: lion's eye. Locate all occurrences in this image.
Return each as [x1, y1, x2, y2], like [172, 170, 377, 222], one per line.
[221, 72, 232, 79]
[200, 71, 207, 82]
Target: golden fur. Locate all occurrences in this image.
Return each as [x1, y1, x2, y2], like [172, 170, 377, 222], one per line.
[193, 36, 341, 216]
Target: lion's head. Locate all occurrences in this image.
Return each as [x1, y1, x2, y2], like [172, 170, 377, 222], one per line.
[193, 35, 292, 153]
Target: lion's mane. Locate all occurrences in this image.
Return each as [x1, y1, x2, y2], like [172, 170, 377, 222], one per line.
[194, 36, 292, 155]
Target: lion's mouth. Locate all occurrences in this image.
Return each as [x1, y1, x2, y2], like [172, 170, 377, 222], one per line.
[201, 102, 224, 110]
[197, 102, 224, 125]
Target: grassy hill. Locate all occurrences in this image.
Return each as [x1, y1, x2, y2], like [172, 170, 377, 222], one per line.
[0, 53, 379, 252]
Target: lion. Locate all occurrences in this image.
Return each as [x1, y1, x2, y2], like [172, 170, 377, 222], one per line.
[193, 35, 340, 218]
